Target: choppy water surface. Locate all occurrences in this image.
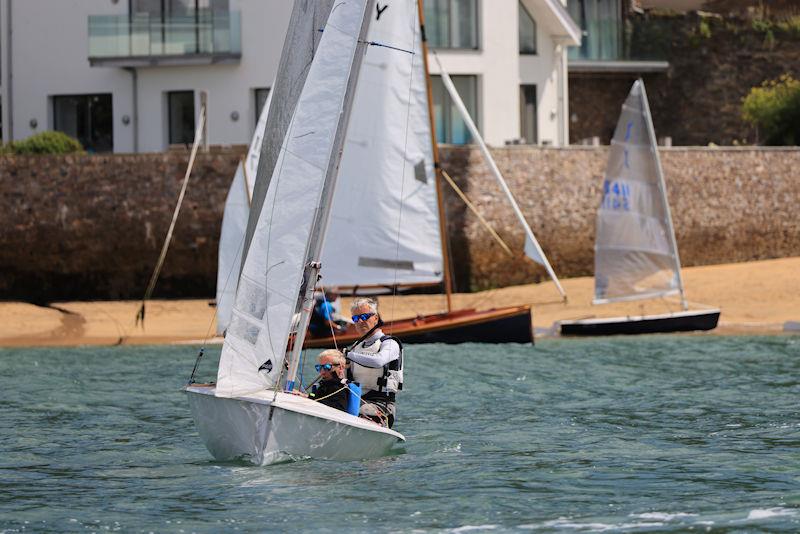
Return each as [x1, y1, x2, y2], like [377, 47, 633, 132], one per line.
[1, 336, 798, 532]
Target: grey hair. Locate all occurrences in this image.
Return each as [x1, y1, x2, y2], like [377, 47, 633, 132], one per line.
[318, 349, 345, 367]
[350, 297, 378, 315]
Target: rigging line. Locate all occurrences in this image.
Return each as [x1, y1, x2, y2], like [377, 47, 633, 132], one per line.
[135, 105, 206, 328]
[388, 7, 420, 330]
[441, 169, 514, 257]
[317, 27, 415, 55]
[321, 285, 340, 351]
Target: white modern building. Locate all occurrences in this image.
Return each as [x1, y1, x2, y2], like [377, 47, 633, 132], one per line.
[0, 0, 579, 153]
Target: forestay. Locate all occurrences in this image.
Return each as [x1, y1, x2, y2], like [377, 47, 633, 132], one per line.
[216, 0, 371, 397]
[320, 0, 442, 288]
[215, 92, 271, 335]
[594, 80, 683, 304]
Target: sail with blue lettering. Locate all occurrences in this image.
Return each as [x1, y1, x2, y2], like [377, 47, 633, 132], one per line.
[593, 80, 684, 304]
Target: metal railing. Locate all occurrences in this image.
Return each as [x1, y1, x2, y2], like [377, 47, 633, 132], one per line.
[88, 11, 241, 59]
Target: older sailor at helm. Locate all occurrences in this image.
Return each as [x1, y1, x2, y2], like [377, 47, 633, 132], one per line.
[345, 297, 403, 428]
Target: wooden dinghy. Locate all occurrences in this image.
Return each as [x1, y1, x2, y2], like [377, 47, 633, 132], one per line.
[305, 305, 533, 347]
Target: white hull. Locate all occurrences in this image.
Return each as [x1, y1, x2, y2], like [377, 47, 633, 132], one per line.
[185, 386, 405, 465]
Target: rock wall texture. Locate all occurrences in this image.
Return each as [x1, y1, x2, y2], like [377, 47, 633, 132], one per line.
[1, 146, 798, 301]
[439, 146, 800, 291]
[569, 12, 800, 145]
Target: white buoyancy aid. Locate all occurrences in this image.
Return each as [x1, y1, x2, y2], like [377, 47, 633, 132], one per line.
[348, 334, 403, 398]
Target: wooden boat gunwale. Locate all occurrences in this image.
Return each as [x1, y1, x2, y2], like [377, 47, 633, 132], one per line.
[304, 304, 533, 348]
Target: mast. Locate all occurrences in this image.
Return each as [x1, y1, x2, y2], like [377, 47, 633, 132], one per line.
[638, 80, 687, 310]
[285, 0, 375, 389]
[417, 0, 453, 312]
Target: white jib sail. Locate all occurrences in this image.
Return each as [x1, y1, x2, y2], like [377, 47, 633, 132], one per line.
[320, 0, 442, 289]
[433, 54, 566, 300]
[216, 0, 371, 397]
[593, 80, 683, 304]
[215, 91, 272, 335]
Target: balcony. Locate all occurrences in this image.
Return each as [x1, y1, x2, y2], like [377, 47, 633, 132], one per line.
[567, 16, 670, 73]
[88, 12, 241, 67]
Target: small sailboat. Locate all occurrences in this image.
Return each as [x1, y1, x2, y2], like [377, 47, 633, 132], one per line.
[187, 0, 404, 465]
[559, 80, 720, 336]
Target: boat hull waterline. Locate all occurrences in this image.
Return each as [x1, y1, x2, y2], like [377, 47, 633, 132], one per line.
[559, 309, 721, 337]
[185, 386, 405, 465]
[305, 305, 534, 348]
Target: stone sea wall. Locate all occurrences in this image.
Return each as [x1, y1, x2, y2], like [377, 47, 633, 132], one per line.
[0, 146, 798, 301]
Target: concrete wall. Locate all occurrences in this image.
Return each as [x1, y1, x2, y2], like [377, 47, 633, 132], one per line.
[1, 146, 798, 301]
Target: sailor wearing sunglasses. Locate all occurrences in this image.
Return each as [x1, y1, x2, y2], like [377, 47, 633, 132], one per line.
[345, 297, 403, 428]
[307, 349, 350, 413]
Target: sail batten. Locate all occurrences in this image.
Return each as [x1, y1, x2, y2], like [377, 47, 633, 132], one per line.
[594, 80, 684, 304]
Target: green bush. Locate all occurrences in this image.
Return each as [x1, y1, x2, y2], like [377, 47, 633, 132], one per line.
[8, 131, 84, 155]
[742, 74, 800, 145]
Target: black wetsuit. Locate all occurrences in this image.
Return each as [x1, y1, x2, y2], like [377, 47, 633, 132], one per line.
[309, 378, 349, 412]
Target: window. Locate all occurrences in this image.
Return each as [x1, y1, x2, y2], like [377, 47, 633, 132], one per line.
[168, 91, 195, 145]
[519, 85, 537, 144]
[431, 75, 479, 145]
[519, 1, 537, 54]
[53, 94, 113, 153]
[254, 87, 270, 123]
[567, 0, 622, 61]
[424, 0, 479, 49]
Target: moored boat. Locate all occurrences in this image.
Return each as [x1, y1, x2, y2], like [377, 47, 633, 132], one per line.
[305, 305, 533, 348]
[559, 308, 721, 337]
[560, 80, 720, 337]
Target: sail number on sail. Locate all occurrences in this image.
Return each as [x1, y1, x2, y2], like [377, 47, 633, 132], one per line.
[600, 179, 631, 212]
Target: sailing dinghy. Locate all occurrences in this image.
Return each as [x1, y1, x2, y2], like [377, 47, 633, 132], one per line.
[187, 0, 404, 465]
[559, 80, 720, 336]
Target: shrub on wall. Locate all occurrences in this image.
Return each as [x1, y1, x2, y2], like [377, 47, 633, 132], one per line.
[742, 74, 800, 145]
[6, 131, 84, 155]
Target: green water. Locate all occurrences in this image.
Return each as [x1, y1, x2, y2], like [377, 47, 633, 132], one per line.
[1, 336, 798, 532]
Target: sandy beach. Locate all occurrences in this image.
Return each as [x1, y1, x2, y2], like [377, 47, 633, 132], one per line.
[1, 256, 798, 348]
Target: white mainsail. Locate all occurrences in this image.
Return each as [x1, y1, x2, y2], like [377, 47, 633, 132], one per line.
[216, 0, 372, 397]
[215, 92, 272, 335]
[320, 1, 442, 289]
[593, 80, 684, 304]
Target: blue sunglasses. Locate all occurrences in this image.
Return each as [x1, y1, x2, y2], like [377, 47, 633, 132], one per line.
[315, 363, 340, 372]
[352, 312, 376, 323]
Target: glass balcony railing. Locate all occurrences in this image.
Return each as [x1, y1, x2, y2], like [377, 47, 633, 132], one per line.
[567, 16, 670, 63]
[88, 11, 241, 60]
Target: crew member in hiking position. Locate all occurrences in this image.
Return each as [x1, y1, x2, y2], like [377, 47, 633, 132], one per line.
[345, 297, 403, 428]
